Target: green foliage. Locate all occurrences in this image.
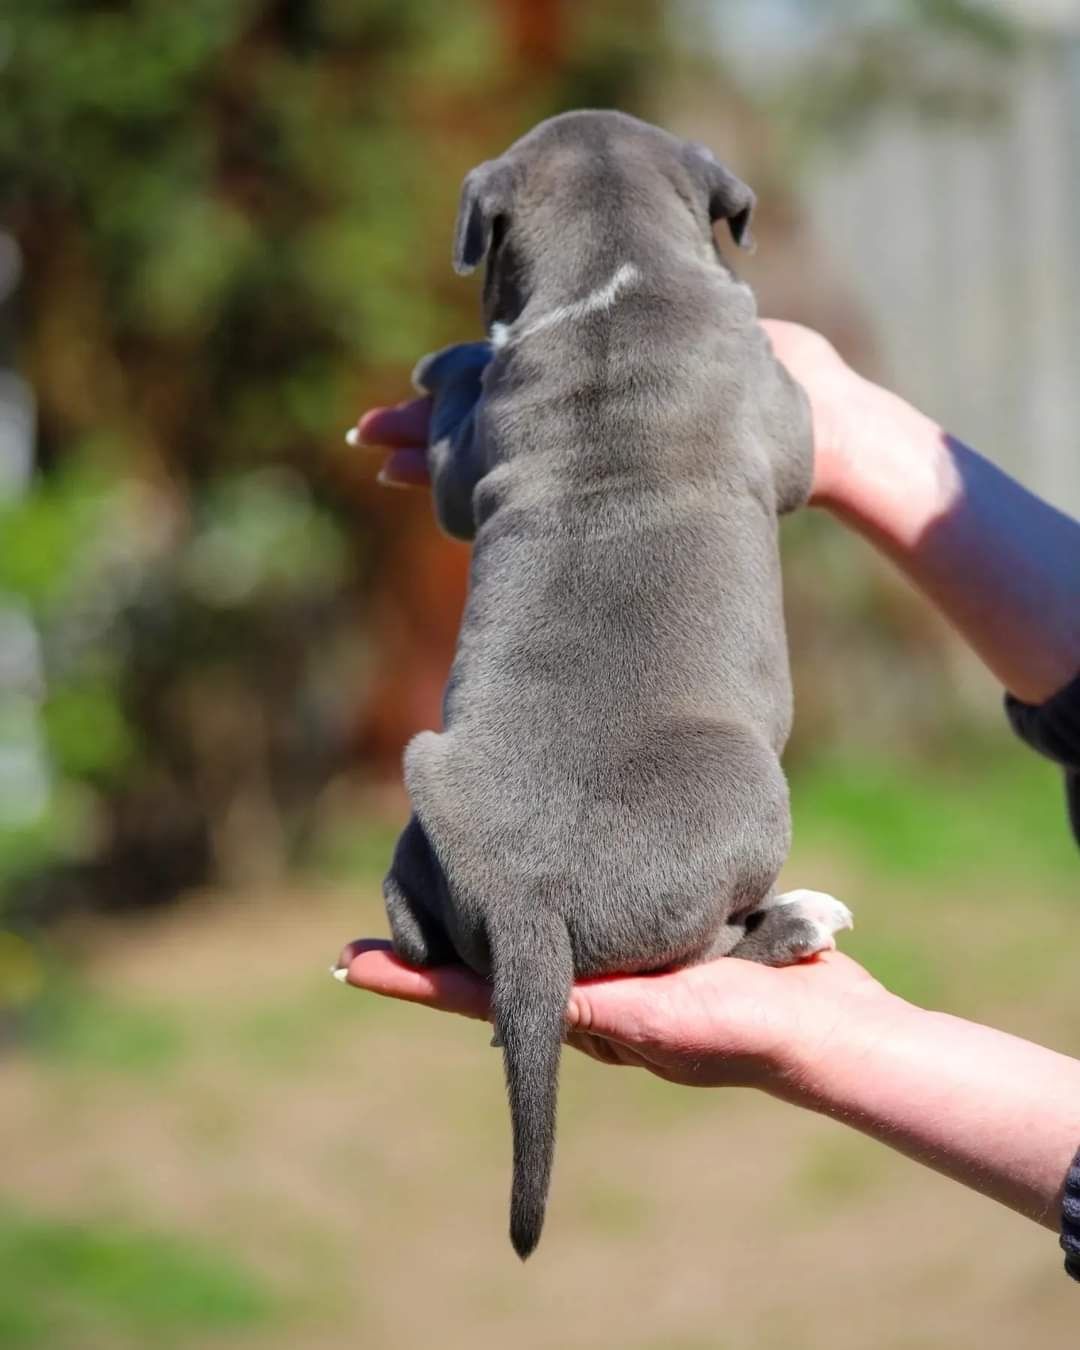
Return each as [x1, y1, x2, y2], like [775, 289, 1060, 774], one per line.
[181, 470, 346, 608]
[0, 0, 1032, 922]
[0, 463, 116, 611]
[907, 0, 1017, 53]
[0, 467, 131, 900]
[42, 681, 136, 780]
[0, 1203, 271, 1348]
[0, 0, 669, 918]
[0, 780, 101, 887]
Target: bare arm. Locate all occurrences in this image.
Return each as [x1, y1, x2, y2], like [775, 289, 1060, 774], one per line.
[352, 326, 1080, 703]
[780, 986, 1080, 1228]
[760, 321, 1080, 704]
[344, 330, 1080, 1237]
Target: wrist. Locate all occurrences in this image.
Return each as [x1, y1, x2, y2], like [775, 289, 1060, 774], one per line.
[810, 379, 959, 551]
[806, 370, 878, 510]
[764, 983, 921, 1113]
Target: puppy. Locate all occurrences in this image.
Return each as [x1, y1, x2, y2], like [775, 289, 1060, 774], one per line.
[382, 110, 852, 1258]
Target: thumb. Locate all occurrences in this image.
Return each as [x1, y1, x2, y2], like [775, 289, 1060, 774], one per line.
[566, 971, 666, 1045]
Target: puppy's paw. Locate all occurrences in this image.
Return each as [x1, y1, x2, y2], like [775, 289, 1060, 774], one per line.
[769, 889, 853, 954]
[730, 889, 853, 966]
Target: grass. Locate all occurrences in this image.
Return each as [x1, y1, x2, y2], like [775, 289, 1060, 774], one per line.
[789, 740, 1076, 887]
[304, 737, 1077, 894]
[25, 982, 186, 1076]
[572, 1179, 654, 1237]
[0, 746, 1075, 1349]
[796, 1132, 888, 1207]
[0, 1204, 271, 1349]
[302, 816, 400, 886]
[230, 982, 359, 1070]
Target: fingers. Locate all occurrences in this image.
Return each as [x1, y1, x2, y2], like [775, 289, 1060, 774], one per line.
[346, 401, 431, 489]
[566, 971, 668, 1045]
[352, 399, 432, 450]
[331, 939, 661, 1048]
[348, 335, 493, 489]
[334, 941, 492, 1021]
[331, 941, 733, 1057]
[335, 937, 393, 968]
[564, 1030, 645, 1067]
[379, 448, 429, 488]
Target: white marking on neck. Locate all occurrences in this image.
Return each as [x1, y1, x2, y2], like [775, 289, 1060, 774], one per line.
[489, 262, 640, 350]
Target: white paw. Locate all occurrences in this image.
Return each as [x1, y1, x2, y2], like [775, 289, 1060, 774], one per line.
[770, 889, 854, 948]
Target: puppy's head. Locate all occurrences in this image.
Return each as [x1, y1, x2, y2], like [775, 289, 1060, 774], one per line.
[452, 110, 755, 318]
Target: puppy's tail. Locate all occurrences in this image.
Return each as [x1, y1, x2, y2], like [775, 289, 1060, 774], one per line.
[490, 906, 573, 1260]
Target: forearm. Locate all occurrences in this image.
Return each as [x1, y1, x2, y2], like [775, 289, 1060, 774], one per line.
[776, 993, 1080, 1228]
[814, 378, 1080, 704]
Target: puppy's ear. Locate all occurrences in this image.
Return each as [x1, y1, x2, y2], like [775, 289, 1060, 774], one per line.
[453, 158, 514, 276]
[682, 143, 756, 250]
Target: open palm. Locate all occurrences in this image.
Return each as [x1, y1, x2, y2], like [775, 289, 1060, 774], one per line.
[334, 938, 883, 1093]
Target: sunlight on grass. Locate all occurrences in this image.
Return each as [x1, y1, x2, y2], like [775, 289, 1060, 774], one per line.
[790, 743, 1076, 886]
[795, 1133, 888, 1208]
[573, 1179, 653, 1236]
[0, 1203, 271, 1348]
[231, 980, 358, 1069]
[303, 818, 400, 885]
[26, 982, 185, 1076]
[842, 929, 943, 1006]
[2, 747, 1070, 1350]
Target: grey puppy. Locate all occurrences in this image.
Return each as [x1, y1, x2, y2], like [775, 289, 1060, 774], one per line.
[382, 110, 852, 1259]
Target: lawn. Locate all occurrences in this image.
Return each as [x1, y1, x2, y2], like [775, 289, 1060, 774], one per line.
[0, 739, 1076, 1349]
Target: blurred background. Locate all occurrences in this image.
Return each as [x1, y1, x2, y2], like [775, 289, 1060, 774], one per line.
[0, 1, 1078, 1346]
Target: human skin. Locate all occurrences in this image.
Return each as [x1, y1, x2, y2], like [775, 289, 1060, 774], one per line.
[357, 321, 1080, 703]
[761, 321, 1080, 705]
[341, 320, 1080, 1231]
[334, 938, 1080, 1230]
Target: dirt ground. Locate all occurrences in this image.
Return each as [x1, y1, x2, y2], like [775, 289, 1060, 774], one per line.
[3, 756, 1079, 1349]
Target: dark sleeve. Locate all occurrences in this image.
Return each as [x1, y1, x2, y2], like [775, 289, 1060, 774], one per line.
[1004, 670, 1080, 846]
[1005, 673, 1080, 1282]
[1064, 1150, 1080, 1281]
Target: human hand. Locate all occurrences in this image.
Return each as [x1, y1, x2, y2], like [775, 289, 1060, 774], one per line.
[758, 319, 887, 510]
[354, 323, 877, 512]
[347, 341, 492, 489]
[333, 938, 898, 1099]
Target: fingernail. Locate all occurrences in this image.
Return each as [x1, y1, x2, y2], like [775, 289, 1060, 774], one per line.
[345, 427, 360, 447]
[376, 468, 411, 489]
[330, 966, 350, 983]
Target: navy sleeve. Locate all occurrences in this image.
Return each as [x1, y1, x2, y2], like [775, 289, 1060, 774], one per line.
[1004, 671, 1080, 1281]
[1064, 1151, 1080, 1282]
[1004, 670, 1080, 846]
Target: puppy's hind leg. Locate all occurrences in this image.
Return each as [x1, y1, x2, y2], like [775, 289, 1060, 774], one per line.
[383, 814, 455, 968]
[730, 889, 853, 967]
